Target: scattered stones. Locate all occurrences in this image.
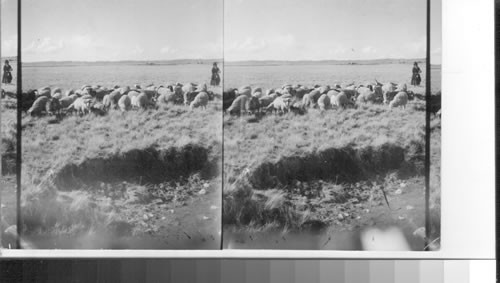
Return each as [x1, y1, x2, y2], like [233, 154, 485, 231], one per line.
[337, 214, 344, 220]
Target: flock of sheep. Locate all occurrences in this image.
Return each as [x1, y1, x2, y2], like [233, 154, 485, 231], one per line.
[21, 82, 216, 117]
[223, 80, 416, 115]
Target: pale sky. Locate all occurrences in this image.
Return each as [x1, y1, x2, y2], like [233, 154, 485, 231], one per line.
[2, 0, 441, 63]
[1, 0, 18, 58]
[225, 0, 442, 63]
[19, 0, 223, 62]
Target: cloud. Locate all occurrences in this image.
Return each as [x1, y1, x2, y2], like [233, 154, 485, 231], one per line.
[1, 36, 17, 56]
[362, 46, 376, 54]
[131, 45, 144, 55]
[23, 37, 64, 54]
[160, 46, 178, 54]
[225, 34, 298, 60]
[159, 42, 221, 59]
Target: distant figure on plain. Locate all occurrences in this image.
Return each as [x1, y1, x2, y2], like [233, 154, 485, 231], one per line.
[411, 61, 421, 86]
[211, 62, 220, 86]
[2, 60, 13, 84]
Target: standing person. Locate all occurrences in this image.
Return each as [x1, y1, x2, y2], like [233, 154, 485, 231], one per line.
[210, 62, 220, 86]
[2, 60, 13, 84]
[411, 61, 421, 86]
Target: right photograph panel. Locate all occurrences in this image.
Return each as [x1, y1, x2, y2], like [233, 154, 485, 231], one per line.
[223, 0, 441, 250]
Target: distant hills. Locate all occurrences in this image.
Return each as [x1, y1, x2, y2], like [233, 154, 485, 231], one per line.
[12, 57, 441, 67]
[224, 58, 428, 66]
[22, 59, 223, 67]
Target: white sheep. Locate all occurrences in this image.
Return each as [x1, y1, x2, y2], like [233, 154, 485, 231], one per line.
[190, 92, 209, 110]
[389, 91, 409, 109]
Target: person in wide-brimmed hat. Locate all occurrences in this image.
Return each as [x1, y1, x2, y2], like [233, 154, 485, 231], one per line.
[411, 61, 421, 86]
[2, 60, 13, 84]
[210, 62, 220, 86]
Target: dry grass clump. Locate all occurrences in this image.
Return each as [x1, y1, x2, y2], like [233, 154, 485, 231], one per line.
[1, 101, 17, 175]
[20, 101, 222, 235]
[223, 104, 427, 231]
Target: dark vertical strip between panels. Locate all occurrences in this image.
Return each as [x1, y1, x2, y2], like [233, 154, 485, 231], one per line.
[495, 0, 500, 269]
[424, 0, 431, 250]
[496, 0, 500, 267]
[220, 0, 225, 251]
[15, 0, 22, 250]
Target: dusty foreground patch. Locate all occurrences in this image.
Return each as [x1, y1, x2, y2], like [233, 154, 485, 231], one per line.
[223, 104, 440, 250]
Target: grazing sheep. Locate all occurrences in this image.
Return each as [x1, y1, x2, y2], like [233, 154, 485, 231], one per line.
[67, 97, 92, 115]
[294, 87, 309, 99]
[308, 89, 322, 102]
[252, 91, 263, 98]
[37, 87, 51, 98]
[227, 94, 249, 115]
[108, 90, 123, 108]
[59, 95, 77, 108]
[183, 90, 199, 106]
[301, 93, 315, 109]
[326, 89, 340, 101]
[132, 92, 154, 109]
[119, 86, 130, 95]
[396, 83, 407, 92]
[27, 96, 49, 116]
[389, 91, 409, 109]
[90, 102, 107, 116]
[80, 94, 93, 101]
[341, 89, 358, 101]
[21, 90, 38, 113]
[51, 87, 62, 97]
[145, 84, 156, 91]
[45, 98, 61, 115]
[118, 95, 132, 111]
[258, 93, 277, 108]
[190, 92, 209, 110]
[81, 84, 92, 90]
[247, 96, 260, 113]
[102, 94, 112, 110]
[223, 88, 237, 110]
[51, 92, 63, 100]
[142, 89, 157, 100]
[157, 89, 180, 105]
[182, 83, 197, 105]
[238, 85, 252, 97]
[127, 90, 140, 99]
[94, 88, 110, 101]
[332, 91, 350, 108]
[379, 82, 397, 104]
[319, 85, 330, 94]
[356, 85, 383, 104]
[266, 96, 290, 114]
[317, 94, 331, 110]
[252, 87, 263, 95]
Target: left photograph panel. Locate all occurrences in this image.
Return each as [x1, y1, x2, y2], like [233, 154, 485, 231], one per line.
[1, 0, 19, 249]
[18, 0, 223, 249]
